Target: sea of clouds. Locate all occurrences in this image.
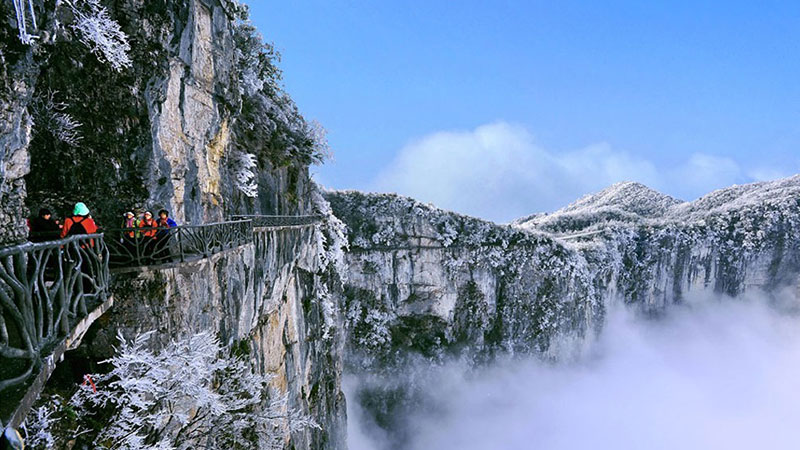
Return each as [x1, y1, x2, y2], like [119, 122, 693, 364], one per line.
[347, 293, 800, 450]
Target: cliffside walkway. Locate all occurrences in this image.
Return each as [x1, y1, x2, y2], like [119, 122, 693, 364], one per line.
[0, 214, 323, 441]
[0, 235, 111, 435]
[105, 215, 323, 270]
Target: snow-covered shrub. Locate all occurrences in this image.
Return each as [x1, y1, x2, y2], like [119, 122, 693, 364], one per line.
[232, 150, 259, 197]
[21, 402, 57, 449]
[64, 0, 132, 71]
[26, 331, 316, 449]
[31, 90, 83, 146]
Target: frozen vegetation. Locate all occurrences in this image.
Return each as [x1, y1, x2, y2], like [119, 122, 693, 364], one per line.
[23, 332, 317, 449]
[327, 176, 800, 446]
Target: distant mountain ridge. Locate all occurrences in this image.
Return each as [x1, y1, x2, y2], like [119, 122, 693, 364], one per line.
[516, 175, 800, 234]
[328, 174, 800, 445]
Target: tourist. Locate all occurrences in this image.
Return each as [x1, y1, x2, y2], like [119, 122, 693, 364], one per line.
[154, 209, 178, 261]
[138, 211, 158, 239]
[61, 202, 98, 239]
[28, 208, 61, 242]
[120, 211, 140, 258]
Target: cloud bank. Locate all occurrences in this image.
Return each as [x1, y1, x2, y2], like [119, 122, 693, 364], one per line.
[372, 122, 795, 222]
[347, 295, 800, 450]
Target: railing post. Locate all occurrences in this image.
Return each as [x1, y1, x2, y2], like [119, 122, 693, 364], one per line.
[177, 227, 185, 262]
[202, 225, 210, 257]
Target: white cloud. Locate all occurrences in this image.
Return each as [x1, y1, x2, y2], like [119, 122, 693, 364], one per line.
[348, 294, 800, 450]
[372, 122, 791, 222]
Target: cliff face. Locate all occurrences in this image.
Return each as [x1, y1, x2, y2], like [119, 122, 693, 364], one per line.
[329, 179, 800, 368]
[3, 1, 346, 447]
[518, 178, 800, 310]
[326, 191, 603, 370]
[325, 191, 602, 373]
[79, 221, 346, 448]
[7, 0, 318, 227]
[0, 0, 35, 246]
[327, 178, 800, 442]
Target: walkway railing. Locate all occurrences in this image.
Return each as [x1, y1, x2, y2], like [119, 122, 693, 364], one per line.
[105, 220, 253, 268]
[230, 214, 324, 228]
[0, 234, 109, 425]
[1, 214, 321, 436]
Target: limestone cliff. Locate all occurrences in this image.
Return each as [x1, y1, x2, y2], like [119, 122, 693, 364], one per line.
[329, 178, 800, 367]
[78, 218, 347, 448]
[2, 0, 321, 228]
[3, 1, 345, 448]
[326, 178, 800, 441]
[0, 0, 35, 245]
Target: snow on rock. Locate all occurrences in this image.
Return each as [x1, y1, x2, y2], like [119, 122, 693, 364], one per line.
[670, 174, 800, 221]
[514, 181, 685, 234]
[328, 174, 800, 370]
[326, 189, 603, 368]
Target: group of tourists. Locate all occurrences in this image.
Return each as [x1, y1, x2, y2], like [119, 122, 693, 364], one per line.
[27, 202, 99, 242]
[119, 209, 178, 262]
[27, 202, 179, 263]
[120, 209, 178, 238]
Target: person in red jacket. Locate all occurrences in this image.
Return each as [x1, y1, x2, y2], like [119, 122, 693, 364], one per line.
[138, 211, 158, 238]
[61, 202, 98, 242]
[138, 211, 159, 263]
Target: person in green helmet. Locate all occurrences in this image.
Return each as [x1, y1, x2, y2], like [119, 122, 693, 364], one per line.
[61, 202, 99, 238]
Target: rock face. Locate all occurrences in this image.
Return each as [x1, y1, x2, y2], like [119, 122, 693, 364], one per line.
[0, 0, 36, 246]
[4, 1, 346, 447]
[81, 222, 347, 449]
[326, 191, 603, 368]
[327, 177, 800, 442]
[0, 83, 31, 246]
[144, 0, 238, 223]
[9, 0, 317, 226]
[330, 178, 800, 365]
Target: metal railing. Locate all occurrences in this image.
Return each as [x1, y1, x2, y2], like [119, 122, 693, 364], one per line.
[105, 220, 253, 268]
[0, 234, 109, 408]
[1, 214, 320, 438]
[230, 214, 324, 228]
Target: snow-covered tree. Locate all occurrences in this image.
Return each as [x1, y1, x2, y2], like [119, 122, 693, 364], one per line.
[31, 90, 83, 147]
[232, 150, 259, 198]
[23, 331, 317, 449]
[11, 0, 132, 70]
[65, 0, 132, 71]
[230, 7, 331, 167]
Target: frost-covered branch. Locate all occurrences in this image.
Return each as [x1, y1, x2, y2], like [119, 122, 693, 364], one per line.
[232, 151, 259, 198]
[31, 90, 83, 147]
[21, 403, 57, 449]
[24, 330, 316, 449]
[12, 0, 38, 44]
[64, 0, 132, 71]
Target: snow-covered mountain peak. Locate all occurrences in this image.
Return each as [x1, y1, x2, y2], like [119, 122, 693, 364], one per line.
[668, 174, 800, 221]
[560, 181, 684, 217]
[515, 175, 800, 234]
[514, 181, 684, 233]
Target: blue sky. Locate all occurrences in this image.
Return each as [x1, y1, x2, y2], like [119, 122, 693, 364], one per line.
[245, 1, 800, 222]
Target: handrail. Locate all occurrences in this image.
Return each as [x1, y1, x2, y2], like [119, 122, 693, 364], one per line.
[104, 220, 253, 268]
[1, 214, 322, 439]
[230, 214, 323, 228]
[0, 233, 109, 423]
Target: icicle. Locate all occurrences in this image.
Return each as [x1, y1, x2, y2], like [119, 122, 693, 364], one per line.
[12, 0, 38, 45]
[27, 0, 37, 29]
